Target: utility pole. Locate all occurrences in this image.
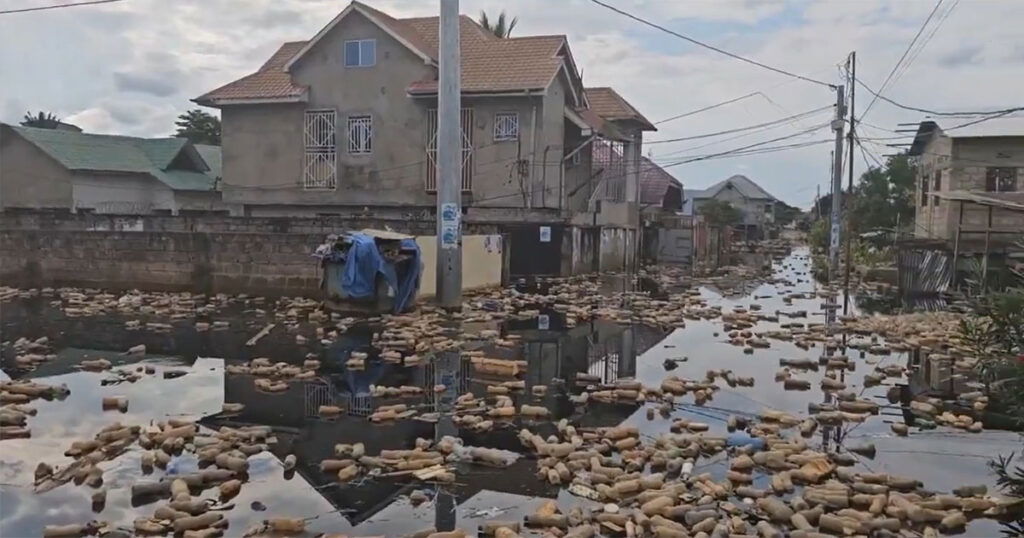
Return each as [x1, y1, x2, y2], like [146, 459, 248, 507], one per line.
[842, 52, 856, 315]
[436, 0, 462, 309]
[828, 84, 846, 282]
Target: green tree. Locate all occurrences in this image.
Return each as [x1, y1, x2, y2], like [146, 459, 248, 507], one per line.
[849, 153, 915, 234]
[698, 199, 741, 228]
[478, 10, 517, 38]
[21, 111, 62, 129]
[774, 201, 803, 226]
[174, 109, 221, 145]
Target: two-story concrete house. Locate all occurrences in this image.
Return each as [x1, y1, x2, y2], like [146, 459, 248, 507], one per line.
[686, 175, 777, 240]
[194, 1, 654, 276]
[908, 117, 1024, 253]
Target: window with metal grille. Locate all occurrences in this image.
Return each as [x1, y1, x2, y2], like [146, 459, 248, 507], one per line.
[985, 167, 1018, 192]
[493, 112, 519, 141]
[920, 173, 929, 206]
[303, 110, 336, 190]
[425, 108, 474, 192]
[347, 115, 372, 155]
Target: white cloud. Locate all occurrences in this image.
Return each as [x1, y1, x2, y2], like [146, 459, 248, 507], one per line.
[2, 0, 1022, 208]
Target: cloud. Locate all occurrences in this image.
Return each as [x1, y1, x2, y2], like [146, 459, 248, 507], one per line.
[113, 72, 179, 97]
[2, 0, 1023, 208]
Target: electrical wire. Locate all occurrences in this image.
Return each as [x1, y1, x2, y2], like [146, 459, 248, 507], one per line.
[861, 0, 945, 120]
[646, 105, 833, 145]
[857, 78, 1024, 117]
[0, 0, 123, 14]
[656, 91, 763, 125]
[888, 0, 961, 91]
[588, 0, 836, 89]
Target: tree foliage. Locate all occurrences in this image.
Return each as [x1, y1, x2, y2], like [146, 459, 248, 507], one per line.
[774, 201, 803, 227]
[174, 109, 221, 145]
[849, 154, 915, 234]
[479, 10, 517, 38]
[698, 199, 741, 228]
[21, 111, 62, 129]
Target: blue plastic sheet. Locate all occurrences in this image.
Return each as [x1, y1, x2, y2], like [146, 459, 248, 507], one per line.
[334, 233, 421, 313]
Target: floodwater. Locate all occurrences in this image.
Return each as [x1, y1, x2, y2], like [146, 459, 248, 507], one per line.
[1, 247, 1020, 537]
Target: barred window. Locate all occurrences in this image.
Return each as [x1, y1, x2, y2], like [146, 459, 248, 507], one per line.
[493, 112, 519, 141]
[303, 109, 336, 190]
[348, 115, 372, 155]
[986, 167, 1018, 192]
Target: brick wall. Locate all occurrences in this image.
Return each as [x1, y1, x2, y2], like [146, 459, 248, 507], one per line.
[0, 211, 499, 296]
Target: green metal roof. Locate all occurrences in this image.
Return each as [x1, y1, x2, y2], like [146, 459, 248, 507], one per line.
[11, 125, 218, 191]
[194, 144, 222, 179]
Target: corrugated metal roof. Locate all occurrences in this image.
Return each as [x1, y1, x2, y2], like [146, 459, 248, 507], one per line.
[10, 125, 217, 191]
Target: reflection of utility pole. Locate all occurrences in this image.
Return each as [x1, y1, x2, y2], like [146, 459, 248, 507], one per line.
[433, 346, 458, 532]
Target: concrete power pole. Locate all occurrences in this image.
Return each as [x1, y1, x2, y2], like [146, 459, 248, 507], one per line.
[436, 0, 462, 309]
[828, 85, 846, 281]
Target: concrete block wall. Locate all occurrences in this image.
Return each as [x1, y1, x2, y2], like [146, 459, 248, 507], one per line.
[0, 211, 500, 297]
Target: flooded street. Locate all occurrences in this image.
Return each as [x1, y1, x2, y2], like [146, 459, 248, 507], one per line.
[1, 246, 1020, 537]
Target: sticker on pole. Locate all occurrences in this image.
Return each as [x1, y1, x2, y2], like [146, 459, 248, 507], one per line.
[539, 226, 551, 243]
[440, 203, 460, 250]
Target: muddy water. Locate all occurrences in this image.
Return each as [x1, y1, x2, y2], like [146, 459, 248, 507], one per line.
[0, 247, 1019, 537]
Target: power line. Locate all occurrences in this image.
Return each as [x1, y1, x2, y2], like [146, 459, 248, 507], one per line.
[888, 0, 960, 91]
[0, 0, 123, 15]
[588, 0, 836, 89]
[656, 91, 763, 125]
[861, 0, 945, 119]
[856, 78, 1024, 117]
[646, 105, 833, 145]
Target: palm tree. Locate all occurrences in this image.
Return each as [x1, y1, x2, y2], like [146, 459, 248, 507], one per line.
[21, 111, 62, 129]
[478, 10, 517, 38]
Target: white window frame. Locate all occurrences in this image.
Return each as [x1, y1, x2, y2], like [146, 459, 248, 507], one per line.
[344, 39, 376, 68]
[347, 115, 372, 155]
[493, 111, 519, 141]
[303, 109, 337, 190]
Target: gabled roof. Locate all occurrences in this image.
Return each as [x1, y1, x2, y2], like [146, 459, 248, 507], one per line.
[8, 125, 218, 191]
[195, 41, 308, 105]
[695, 174, 776, 201]
[639, 156, 682, 207]
[195, 144, 222, 179]
[584, 87, 656, 131]
[195, 1, 587, 106]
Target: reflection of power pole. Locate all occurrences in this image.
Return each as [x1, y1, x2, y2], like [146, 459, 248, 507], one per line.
[433, 344, 458, 532]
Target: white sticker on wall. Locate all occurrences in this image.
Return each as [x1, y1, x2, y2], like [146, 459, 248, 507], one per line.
[539, 226, 551, 243]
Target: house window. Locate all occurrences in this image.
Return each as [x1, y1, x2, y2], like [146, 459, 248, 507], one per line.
[344, 39, 376, 67]
[303, 109, 336, 190]
[764, 204, 773, 214]
[921, 173, 929, 206]
[985, 167, 1018, 192]
[493, 112, 519, 141]
[347, 115, 372, 155]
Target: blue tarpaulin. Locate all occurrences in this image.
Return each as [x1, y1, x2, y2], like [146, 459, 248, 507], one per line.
[328, 233, 421, 313]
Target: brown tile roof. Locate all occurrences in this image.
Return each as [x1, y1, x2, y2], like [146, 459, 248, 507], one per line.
[585, 87, 656, 131]
[640, 155, 682, 207]
[195, 41, 308, 104]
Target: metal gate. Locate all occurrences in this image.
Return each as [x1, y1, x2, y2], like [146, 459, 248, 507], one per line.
[426, 108, 473, 192]
[509, 224, 563, 276]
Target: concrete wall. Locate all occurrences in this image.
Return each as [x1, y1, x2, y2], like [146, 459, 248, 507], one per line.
[0, 212, 502, 297]
[417, 234, 503, 297]
[71, 173, 177, 214]
[915, 134, 1024, 241]
[221, 103, 304, 208]
[0, 125, 74, 209]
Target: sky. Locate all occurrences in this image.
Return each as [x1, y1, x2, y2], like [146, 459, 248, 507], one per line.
[2, 0, 1023, 209]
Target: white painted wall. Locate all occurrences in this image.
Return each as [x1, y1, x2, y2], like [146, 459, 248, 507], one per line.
[417, 234, 503, 297]
[72, 174, 176, 214]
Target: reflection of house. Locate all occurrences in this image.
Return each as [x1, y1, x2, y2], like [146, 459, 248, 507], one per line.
[686, 175, 778, 240]
[0, 124, 226, 215]
[194, 1, 655, 276]
[907, 118, 1024, 255]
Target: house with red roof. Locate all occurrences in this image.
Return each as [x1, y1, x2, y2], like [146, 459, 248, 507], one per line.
[194, 1, 655, 275]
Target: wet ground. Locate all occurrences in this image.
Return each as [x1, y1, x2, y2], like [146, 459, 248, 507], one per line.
[1, 247, 1020, 537]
